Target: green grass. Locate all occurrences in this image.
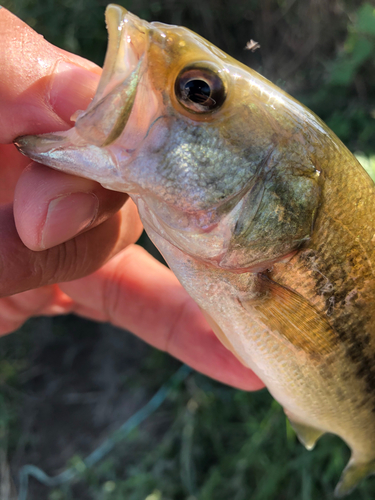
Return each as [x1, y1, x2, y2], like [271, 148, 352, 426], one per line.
[23, 355, 375, 500]
[356, 154, 375, 180]
[2, 322, 375, 500]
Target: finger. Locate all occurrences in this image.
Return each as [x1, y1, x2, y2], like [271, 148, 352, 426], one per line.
[14, 162, 131, 250]
[0, 200, 143, 297]
[0, 7, 101, 143]
[60, 245, 264, 391]
[0, 144, 31, 205]
[0, 285, 73, 335]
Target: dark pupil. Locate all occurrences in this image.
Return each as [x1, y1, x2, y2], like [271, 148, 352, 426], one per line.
[185, 79, 211, 104]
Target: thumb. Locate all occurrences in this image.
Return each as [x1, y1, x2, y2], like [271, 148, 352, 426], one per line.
[0, 7, 101, 143]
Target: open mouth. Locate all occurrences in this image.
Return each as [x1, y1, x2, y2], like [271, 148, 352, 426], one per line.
[73, 5, 149, 146]
[90, 5, 148, 109]
[15, 5, 149, 160]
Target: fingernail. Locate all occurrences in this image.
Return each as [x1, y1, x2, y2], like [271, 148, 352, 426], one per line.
[49, 61, 100, 124]
[41, 192, 99, 249]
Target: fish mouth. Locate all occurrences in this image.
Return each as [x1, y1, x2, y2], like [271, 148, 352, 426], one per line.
[73, 4, 149, 147]
[15, 5, 150, 187]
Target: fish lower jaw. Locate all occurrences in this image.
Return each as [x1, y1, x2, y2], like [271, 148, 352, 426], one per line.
[15, 129, 131, 189]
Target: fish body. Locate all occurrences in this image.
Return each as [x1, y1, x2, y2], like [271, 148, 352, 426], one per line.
[15, 5, 375, 496]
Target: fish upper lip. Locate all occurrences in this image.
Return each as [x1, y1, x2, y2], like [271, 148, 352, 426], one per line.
[71, 7, 149, 147]
[89, 5, 149, 107]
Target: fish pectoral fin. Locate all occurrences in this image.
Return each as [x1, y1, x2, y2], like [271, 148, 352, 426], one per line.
[248, 273, 339, 356]
[335, 458, 375, 498]
[285, 412, 324, 450]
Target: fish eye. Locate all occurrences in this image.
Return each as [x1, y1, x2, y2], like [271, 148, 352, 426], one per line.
[175, 64, 226, 114]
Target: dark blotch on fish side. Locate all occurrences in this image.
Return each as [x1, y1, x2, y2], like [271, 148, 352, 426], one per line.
[298, 245, 375, 411]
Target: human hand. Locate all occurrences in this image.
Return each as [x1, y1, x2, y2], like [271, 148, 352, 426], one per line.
[0, 7, 264, 391]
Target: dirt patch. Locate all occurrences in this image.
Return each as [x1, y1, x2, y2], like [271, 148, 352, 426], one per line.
[4, 315, 179, 500]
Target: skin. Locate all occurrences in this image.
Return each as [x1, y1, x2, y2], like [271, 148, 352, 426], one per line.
[0, 7, 263, 391]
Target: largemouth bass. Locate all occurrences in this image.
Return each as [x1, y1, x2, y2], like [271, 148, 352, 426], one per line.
[15, 5, 375, 496]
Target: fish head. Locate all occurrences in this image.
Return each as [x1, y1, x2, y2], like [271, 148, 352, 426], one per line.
[16, 4, 323, 271]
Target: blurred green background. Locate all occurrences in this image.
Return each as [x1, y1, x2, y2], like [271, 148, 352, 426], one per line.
[1, 1, 375, 499]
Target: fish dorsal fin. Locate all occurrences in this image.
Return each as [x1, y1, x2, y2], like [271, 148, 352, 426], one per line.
[285, 411, 324, 450]
[335, 458, 375, 497]
[248, 273, 340, 356]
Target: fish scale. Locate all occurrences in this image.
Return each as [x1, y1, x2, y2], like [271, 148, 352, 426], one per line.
[15, 4, 375, 496]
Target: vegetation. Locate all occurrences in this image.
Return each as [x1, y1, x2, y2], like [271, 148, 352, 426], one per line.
[1, 1, 375, 499]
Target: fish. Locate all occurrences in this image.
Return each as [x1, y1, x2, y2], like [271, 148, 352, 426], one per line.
[15, 4, 375, 496]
